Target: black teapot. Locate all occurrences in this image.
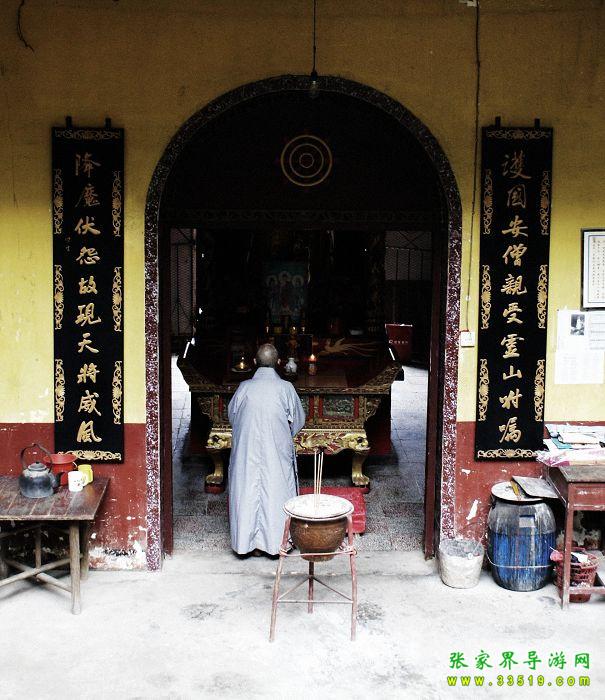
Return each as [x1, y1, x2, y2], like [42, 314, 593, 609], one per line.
[19, 444, 60, 499]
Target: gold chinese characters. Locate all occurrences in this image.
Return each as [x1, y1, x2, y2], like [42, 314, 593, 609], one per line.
[478, 138, 552, 453]
[54, 133, 124, 461]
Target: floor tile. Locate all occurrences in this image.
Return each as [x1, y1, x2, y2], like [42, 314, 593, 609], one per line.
[365, 515, 390, 533]
[390, 533, 423, 550]
[355, 532, 393, 551]
[382, 502, 424, 518]
[170, 357, 429, 552]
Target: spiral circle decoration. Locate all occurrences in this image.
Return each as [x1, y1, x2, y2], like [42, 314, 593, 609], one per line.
[280, 134, 333, 187]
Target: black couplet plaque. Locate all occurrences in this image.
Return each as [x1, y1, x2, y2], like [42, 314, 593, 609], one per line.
[475, 126, 552, 460]
[52, 125, 124, 462]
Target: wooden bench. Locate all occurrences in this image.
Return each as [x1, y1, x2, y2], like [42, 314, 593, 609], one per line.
[0, 476, 109, 614]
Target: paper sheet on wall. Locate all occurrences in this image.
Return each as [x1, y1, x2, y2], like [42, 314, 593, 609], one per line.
[587, 312, 605, 350]
[554, 349, 604, 384]
[557, 309, 589, 351]
[557, 309, 605, 351]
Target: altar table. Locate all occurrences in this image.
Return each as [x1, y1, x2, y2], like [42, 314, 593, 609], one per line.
[178, 359, 400, 491]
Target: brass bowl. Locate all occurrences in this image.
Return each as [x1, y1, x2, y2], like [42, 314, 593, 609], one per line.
[284, 494, 353, 561]
[289, 516, 348, 561]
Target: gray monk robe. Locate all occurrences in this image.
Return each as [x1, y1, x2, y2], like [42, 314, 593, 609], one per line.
[228, 367, 306, 555]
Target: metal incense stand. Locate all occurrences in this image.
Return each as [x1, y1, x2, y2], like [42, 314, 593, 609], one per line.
[269, 450, 358, 642]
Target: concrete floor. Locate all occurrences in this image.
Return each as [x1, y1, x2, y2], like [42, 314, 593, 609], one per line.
[2, 550, 604, 699]
[172, 358, 428, 552]
[6, 362, 596, 697]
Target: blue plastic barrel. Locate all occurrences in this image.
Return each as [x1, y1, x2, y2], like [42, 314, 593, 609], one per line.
[487, 497, 555, 591]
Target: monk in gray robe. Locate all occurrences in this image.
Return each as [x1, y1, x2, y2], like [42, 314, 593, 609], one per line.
[228, 344, 306, 556]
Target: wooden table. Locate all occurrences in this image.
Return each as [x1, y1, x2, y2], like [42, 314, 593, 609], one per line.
[543, 465, 605, 608]
[0, 476, 109, 614]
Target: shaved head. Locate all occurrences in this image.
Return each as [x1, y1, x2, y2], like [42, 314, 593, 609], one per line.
[255, 343, 279, 368]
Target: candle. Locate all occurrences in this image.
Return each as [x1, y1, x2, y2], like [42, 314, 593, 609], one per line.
[308, 353, 317, 375]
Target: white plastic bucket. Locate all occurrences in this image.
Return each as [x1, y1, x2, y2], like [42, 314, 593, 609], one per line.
[439, 538, 484, 589]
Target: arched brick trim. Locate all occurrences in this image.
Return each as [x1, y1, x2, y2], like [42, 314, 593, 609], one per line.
[144, 75, 461, 569]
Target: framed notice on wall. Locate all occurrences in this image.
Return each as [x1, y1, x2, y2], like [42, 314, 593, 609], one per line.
[582, 229, 605, 309]
[52, 122, 124, 462]
[475, 124, 553, 460]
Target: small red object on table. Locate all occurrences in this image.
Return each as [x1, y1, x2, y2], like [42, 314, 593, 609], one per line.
[0, 475, 109, 614]
[299, 486, 366, 534]
[543, 464, 605, 608]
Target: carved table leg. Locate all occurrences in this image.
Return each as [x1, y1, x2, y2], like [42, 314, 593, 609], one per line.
[205, 450, 225, 494]
[351, 450, 371, 491]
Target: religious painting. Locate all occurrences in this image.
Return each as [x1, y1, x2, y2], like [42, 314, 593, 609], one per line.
[52, 123, 124, 462]
[264, 261, 307, 326]
[475, 125, 553, 460]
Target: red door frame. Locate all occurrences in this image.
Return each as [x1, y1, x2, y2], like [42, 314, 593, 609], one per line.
[159, 221, 174, 554]
[144, 76, 461, 570]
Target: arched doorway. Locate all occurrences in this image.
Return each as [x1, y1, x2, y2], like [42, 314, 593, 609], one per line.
[144, 75, 461, 569]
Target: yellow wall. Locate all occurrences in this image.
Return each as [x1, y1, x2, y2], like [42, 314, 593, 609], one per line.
[1, 0, 604, 425]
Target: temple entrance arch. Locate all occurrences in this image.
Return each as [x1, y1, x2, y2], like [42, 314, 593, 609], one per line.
[144, 75, 461, 569]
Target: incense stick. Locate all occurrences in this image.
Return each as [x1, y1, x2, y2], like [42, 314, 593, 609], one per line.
[314, 449, 318, 511]
[319, 449, 323, 503]
[313, 448, 324, 513]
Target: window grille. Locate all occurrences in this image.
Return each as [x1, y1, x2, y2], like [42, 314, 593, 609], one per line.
[170, 228, 197, 343]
